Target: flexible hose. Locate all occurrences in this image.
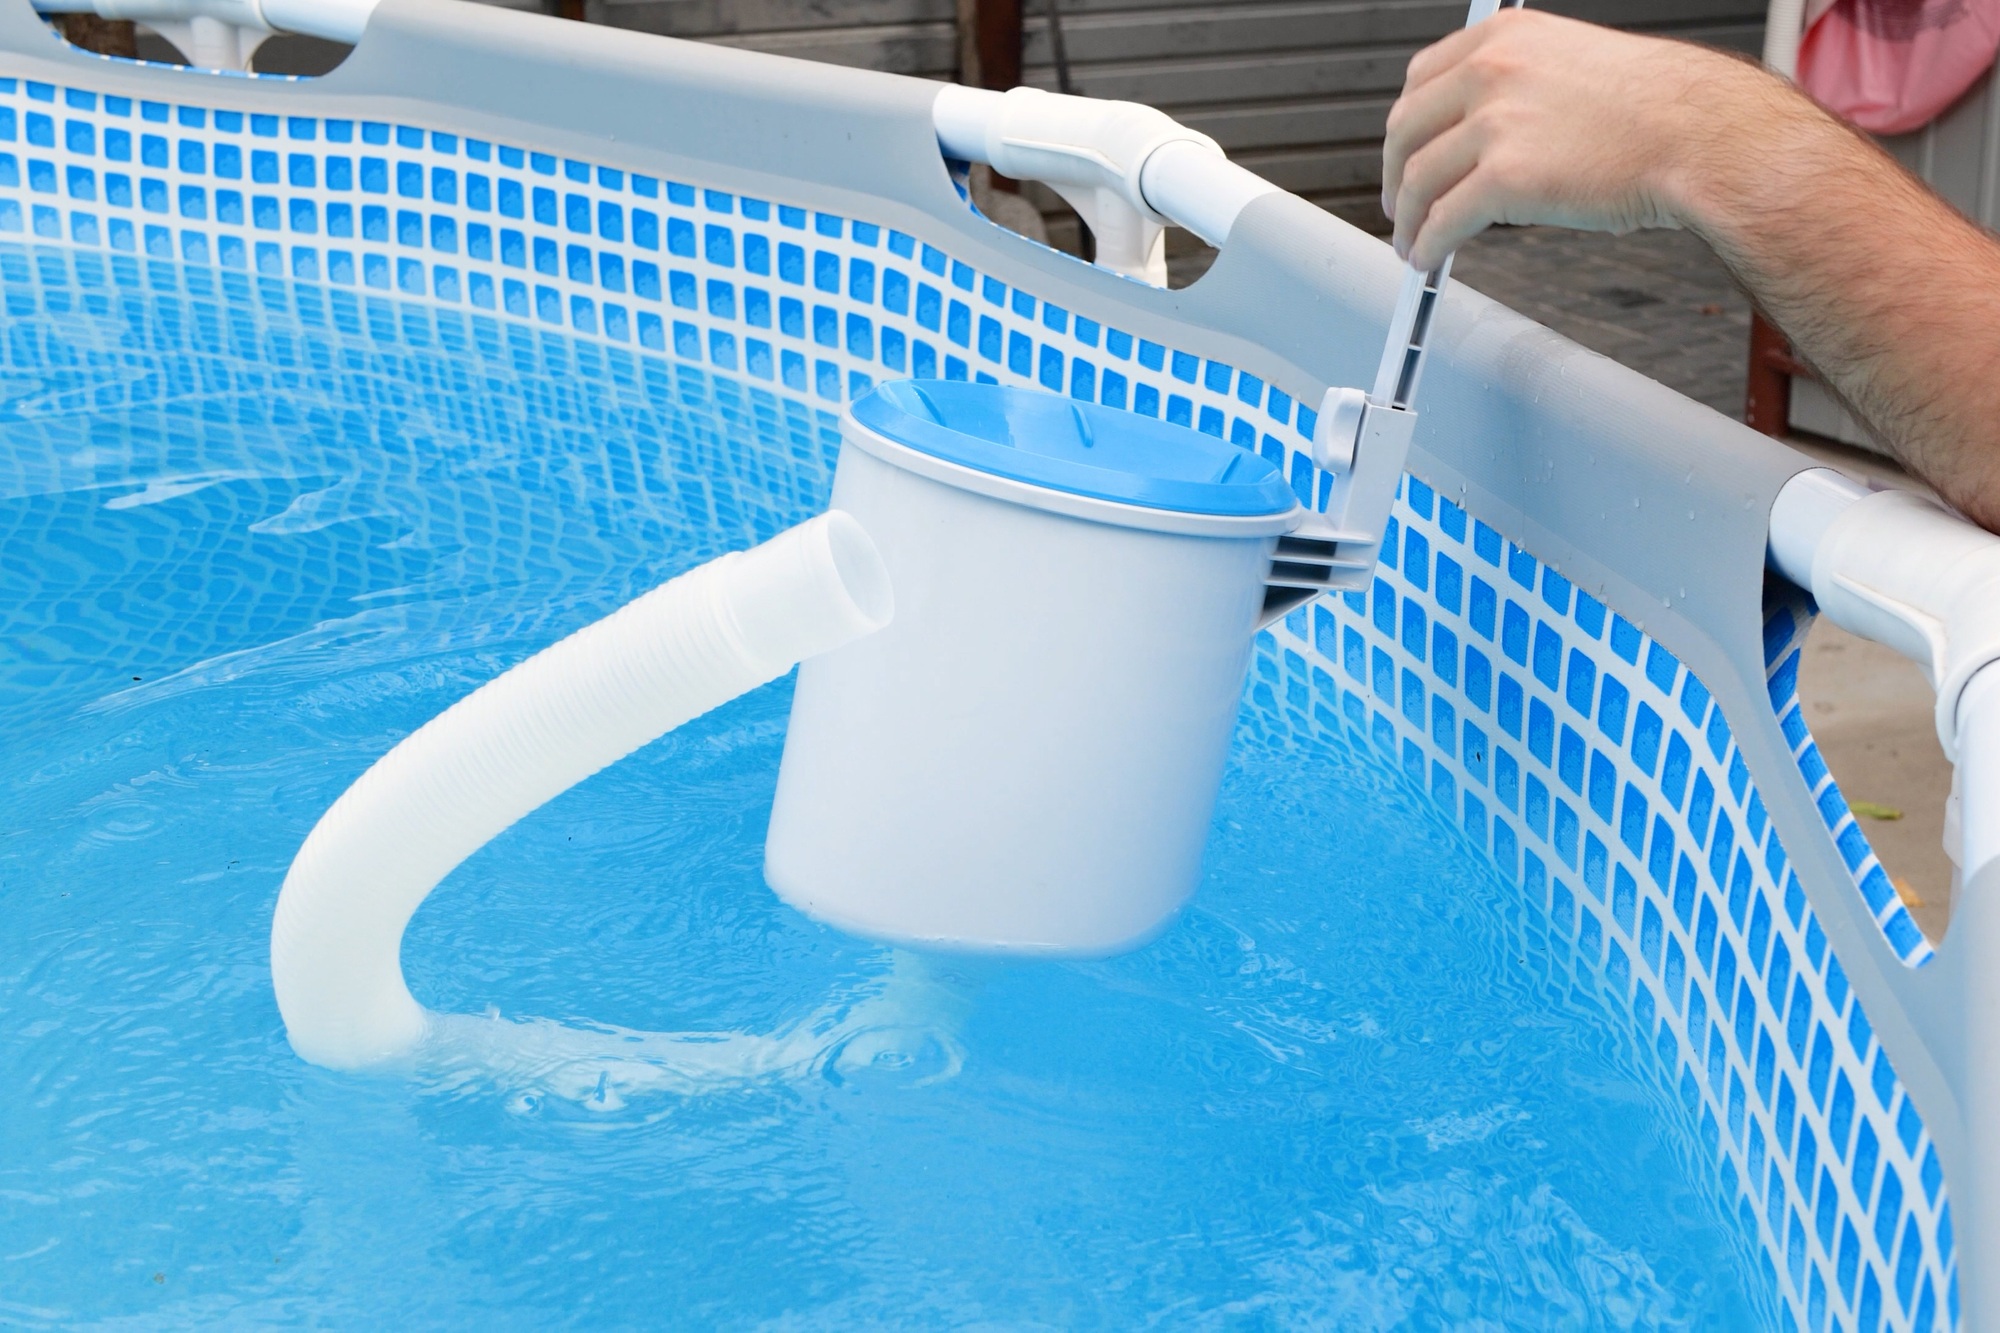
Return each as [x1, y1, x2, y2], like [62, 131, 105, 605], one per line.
[270, 511, 894, 1071]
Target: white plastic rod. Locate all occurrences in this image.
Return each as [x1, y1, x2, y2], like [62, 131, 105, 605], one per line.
[1763, 0, 1805, 78]
[1137, 139, 1282, 249]
[260, 0, 371, 41]
[33, 0, 267, 28]
[1962, 662, 2000, 881]
[171, 15, 264, 70]
[1766, 465, 1867, 588]
[1369, 0, 1523, 410]
[270, 511, 894, 1071]
[1957, 659, 2000, 1331]
[932, 83, 1215, 215]
[934, 83, 1005, 164]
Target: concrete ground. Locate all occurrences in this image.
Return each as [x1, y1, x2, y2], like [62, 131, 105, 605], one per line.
[1794, 621, 1954, 939]
[1185, 227, 1959, 939]
[1448, 227, 1752, 418]
[1450, 226, 1958, 941]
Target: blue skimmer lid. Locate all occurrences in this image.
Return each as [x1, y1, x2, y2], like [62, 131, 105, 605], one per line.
[849, 380, 1299, 518]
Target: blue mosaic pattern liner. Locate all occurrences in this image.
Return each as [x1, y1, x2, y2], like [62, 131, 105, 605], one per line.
[1258, 497, 1956, 1331]
[0, 64, 1955, 1328]
[1764, 598, 1935, 967]
[0, 244, 847, 720]
[0, 75, 1330, 507]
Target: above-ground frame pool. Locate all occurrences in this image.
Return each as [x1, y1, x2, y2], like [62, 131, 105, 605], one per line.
[0, 0, 1980, 1325]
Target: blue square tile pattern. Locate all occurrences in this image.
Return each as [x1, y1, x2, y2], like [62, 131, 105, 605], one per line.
[1261, 491, 1953, 1331]
[0, 71, 1956, 1332]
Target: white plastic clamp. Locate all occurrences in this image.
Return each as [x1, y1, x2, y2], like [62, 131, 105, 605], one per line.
[1294, 255, 1446, 589]
[1283, 0, 1516, 589]
[1771, 470, 2000, 761]
[934, 84, 1220, 285]
[34, 0, 376, 65]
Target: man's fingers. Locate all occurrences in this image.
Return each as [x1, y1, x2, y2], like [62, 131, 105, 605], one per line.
[1388, 25, 1502, 214]
[1406, 168, 1511, 271]
[1386, 13, 1537, 218]
[1402, 21, 1493, 95]
[1383, 10, 1703, 266]
[1382, 66, 1475, 219]
[1389, 110, 1485, 253]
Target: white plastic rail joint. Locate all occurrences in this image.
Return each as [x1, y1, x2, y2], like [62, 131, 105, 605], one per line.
[1770, 470, 2000, 762]
[33, 0, 375, 69]
[1769, 468, 2000, 886]
[933, 84, 1232, 286]
[931, 85, 1282, 284]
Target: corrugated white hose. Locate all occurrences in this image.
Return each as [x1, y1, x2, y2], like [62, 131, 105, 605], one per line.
[270, 511, 894, 1072]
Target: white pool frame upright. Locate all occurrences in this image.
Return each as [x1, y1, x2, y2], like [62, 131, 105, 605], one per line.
[1768, 468, 2000, 1324]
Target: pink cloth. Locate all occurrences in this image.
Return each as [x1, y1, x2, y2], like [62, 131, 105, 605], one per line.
[1798, 0, 2000, 134]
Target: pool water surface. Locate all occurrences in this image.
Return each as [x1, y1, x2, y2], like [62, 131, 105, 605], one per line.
[0, 243, 1771, 1326]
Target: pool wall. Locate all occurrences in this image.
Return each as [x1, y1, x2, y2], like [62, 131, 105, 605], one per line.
[0, 0, 1966, 1323]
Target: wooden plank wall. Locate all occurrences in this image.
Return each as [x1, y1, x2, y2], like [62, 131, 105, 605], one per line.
[573, 0, 1765, 250]
[207, 0, 1767, 254]
[1019, 0, 1765, 239]
[587, 0, 960, 80]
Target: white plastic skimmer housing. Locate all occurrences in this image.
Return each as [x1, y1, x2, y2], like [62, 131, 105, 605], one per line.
[764, 381, 1314, 954]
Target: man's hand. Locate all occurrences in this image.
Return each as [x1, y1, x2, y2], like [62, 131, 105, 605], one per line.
[1381, 10, 2000, 533]
[1382, 11, 1786, 270]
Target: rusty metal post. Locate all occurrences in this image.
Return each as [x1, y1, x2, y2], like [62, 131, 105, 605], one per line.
[55, 14, 138, 57]
[1746, 309, 1807, 437]
[973, 0, 1021, 93]
[957, 0, 1023, 193]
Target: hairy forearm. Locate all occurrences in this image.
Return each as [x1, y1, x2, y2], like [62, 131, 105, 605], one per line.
[1381, 11, 2000, 528]
[1668, 76, 2000, 527]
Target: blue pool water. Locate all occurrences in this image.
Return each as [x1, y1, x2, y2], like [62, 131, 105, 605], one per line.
[0, 243, 1772, 1326]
